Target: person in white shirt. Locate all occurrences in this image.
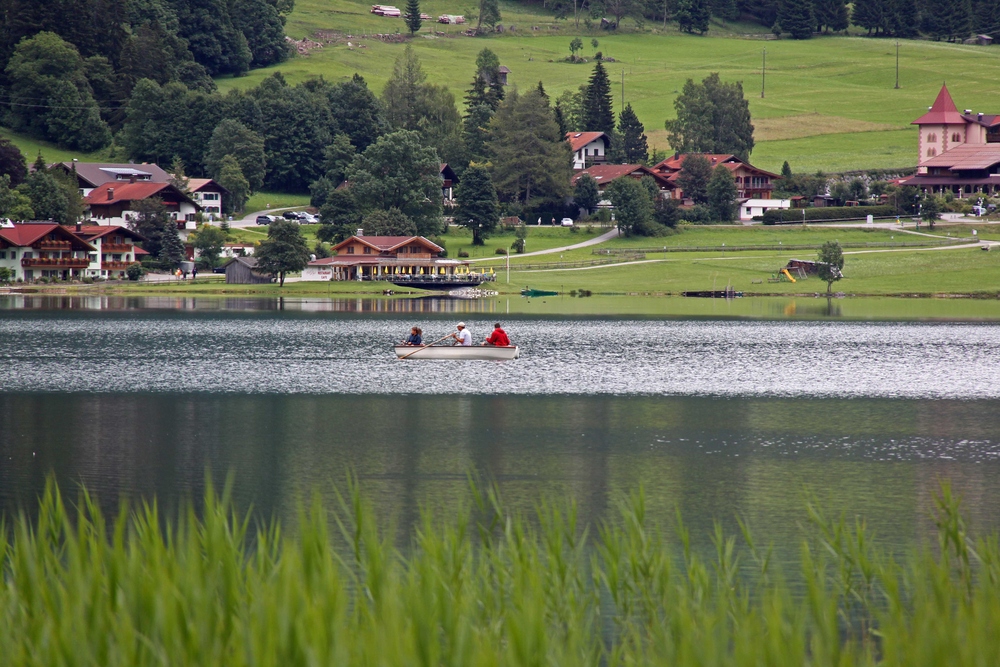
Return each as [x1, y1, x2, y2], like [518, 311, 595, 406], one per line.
[450, 322, 472, 346]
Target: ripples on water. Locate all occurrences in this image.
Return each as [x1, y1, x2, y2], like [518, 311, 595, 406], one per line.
[2, 314, 998, 398]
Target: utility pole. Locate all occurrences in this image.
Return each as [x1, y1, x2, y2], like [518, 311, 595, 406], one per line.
[761, 48, 766, 98]
[621, 69, 625, 114]
[894, 41, 900, 89]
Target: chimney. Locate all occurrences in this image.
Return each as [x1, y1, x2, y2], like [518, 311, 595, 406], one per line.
[75, 221, 81, 232]
[356, 228, 364, 237]
[107, 187, 114, 200]
[965, 109, 972, 114]
[129, 175, 136, 183]
[979, 112, 984, 120]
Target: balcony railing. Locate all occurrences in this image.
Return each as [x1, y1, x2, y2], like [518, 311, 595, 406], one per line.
[103, 260, 138, 270]
[22, 257, 91, 268]
[38, 241, 72, 250]
[102, 242, 132, 252]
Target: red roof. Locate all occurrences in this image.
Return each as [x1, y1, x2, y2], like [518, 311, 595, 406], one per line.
[68, 225, 146, 242]
[0, 223, 95, 250]
[912, 84, 967, 126]
[83, 182, 188, 206]
[570, 164, 670, 188]
[653, 153, 779, 179]
[566, 132, 609, 152]
[330, 235, 444, 254]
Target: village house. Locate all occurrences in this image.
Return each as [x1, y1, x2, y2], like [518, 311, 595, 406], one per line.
[570, 164, 672, 204]
[566, 132, 611, 170]
[301, 234, 473, 282]
[652, 154, 778, 203]
[70, 224, 147, 279]
[84, 182, 201, 229]
[50, 161, 172, 197]
[186, 179, 229, 219]
[440, 164, 459, 204]
[741, 199, 792, 221]
[0, 222, 96, 282]
[901, 84, 1000, 196]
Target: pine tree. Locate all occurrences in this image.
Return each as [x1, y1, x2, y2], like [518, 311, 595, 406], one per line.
[617, 104, 648, 164]
[711, 0, 739, 20]
[583, 56, 614, 135]
[406, 0, 422, 35]
[465, 48, 505, 111]
[454, 164, 500, 245]
[781, 161, 793, 178]
[676, 0, 711, 33]
[775, 0, 814, 38]
[813, 0, 848, 32]
[158, 219, 186, 268]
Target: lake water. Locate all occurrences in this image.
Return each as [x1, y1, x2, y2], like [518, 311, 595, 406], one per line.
[2, 295, 999, 557]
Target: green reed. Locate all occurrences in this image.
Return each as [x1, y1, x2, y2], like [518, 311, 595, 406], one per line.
[2, 477, 999, 666]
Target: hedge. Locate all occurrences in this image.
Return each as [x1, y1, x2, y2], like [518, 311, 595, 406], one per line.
[762, 205, 897, 224]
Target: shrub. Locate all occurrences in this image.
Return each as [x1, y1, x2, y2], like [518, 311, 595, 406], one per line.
[762, 204, 896, 224]
[126, 264, 144, 281]
[458, 250, 469, 258]
[680, 204, 713, 224]
[495, 247, 508, 255]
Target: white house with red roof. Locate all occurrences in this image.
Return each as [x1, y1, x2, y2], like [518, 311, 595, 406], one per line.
[0, 223, 97, 282]
[186, 179, 229, 218]
[302, 234, 472, 281]
[69, 225, 147, 279]
[566, 132, 611, 170]
[84, 182, 200, 228]
[902, 84, 1000, 196]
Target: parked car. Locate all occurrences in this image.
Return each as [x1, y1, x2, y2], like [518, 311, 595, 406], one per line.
[560, 218, 575, 227]
[282, 211, 302, 221]
[255, 215, 274, 225]
[301, 212, 319, 223]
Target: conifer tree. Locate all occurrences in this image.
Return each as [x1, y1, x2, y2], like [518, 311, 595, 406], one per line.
[775, 0, 814, 39]
[617, 103, 648, 164]
[813, 0, 848, 32]
[454, 164, 500, 245]
[406, 0, 422, 34]
[465, 48, 505, 111]
[583, 55, 614, 135]
[676, 0, 711, 33]
[711, 0, 739, 20]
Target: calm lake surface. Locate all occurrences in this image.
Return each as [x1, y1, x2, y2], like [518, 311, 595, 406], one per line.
[2, 295, 999, 557]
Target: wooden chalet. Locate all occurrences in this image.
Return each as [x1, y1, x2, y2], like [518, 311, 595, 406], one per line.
[566, 132, 610, 170]
[69, 225, 147, 279]
[302, 235, 474, 282]
[652, 154, 778, 203]
[222, 256, 272, 284]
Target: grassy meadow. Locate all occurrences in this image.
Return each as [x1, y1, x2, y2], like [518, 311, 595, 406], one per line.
[3, 477, 999, 665]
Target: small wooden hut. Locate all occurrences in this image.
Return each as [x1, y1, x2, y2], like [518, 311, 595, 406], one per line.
[223, 257, 272, 284]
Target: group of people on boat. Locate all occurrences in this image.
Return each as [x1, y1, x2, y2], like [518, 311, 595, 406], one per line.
[401, 322, 512, 347]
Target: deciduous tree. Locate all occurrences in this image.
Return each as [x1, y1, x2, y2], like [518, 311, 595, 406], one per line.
[346, 130, 443, 237]
[254, 219, 310, 286]
[217, 155, 251, 213]
[0, 139, 28, 187]
[816, 240, 844, 294]
[676, 154, 712, 205]
[191, 223, 227, 269]
[664, 73, 754, 161]
[605, 177, 652, 236]
[361, 208, 418, 236]
[574, 173, 600, 214]
[0, 174, 35, 221]
[454, 163, 500, 245]
[475, 0, 501, 33]
[206, 119, 266, 191]
[465, 48, 505, 111]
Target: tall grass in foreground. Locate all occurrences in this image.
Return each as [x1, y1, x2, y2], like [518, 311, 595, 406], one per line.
[2, 479, 999, 666]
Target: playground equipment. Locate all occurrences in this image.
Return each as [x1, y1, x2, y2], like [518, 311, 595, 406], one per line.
[780, 268, 797, 283]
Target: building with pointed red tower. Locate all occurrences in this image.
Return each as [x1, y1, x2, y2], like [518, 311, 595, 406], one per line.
[902, 84, 1000, 196]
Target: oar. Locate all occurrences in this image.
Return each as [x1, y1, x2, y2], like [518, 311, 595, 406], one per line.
[397, 333, 453, 360]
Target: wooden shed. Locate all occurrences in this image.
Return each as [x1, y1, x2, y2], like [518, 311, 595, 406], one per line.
[223, 256, 272, 284]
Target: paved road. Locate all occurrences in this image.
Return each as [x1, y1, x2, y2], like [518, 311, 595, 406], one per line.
[467, 227, 620, 263]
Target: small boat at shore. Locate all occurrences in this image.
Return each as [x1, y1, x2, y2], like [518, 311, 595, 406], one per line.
[394, 345, 520, 360]
[521, 288, 558, 297]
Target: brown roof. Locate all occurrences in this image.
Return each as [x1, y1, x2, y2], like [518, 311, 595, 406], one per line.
[0, 223, 96, 250]
[566, 131, 609, 152]
[920, 144, 1000, 170]
[84, 182, 197, 207]
[50, 162, 172, 188]
[187, 178, 229, 194]
[68, 225, 146, 242]
[330, 235, 445, 254]
[570, 164, 671, 188]
[912, 84, 967, 126]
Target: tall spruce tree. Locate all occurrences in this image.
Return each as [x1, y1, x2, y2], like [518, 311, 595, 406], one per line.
[617, 104, 648, 164]
[405, 0, 422, 35]
[583, 55, 614, 135]
[465, 48, 505, 111]
[813, 0, 849, 32]
[775, 0, 814, 38]
[711, 0, 739, 20]
[676, 0, 711, 33]
[454, 164, 500, 245]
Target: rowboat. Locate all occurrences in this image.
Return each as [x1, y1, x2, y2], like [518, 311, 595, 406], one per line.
[521, 288, 558, 297]
[394, 345, 520, 360]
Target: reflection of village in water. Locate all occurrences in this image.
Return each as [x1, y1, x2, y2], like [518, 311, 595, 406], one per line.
[0, 295, 510, 314]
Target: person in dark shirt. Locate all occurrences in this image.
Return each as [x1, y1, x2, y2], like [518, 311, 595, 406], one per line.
[484, 322, 510, 346]
[403, 326, 423, 346]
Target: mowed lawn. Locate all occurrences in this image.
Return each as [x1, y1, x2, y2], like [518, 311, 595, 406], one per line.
[214, 0, 1000, 173]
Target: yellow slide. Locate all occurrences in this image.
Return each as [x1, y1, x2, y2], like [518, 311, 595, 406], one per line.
[781, 269, 797, 283]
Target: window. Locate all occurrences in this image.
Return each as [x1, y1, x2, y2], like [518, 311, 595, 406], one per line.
[346, 247, 354, 254]
[204, 193, 219, 201]
[927, 132, 937, 143]
[927, 147, 937, 157]
[363, 246, 371, 254]
[952, 132, 961, 143]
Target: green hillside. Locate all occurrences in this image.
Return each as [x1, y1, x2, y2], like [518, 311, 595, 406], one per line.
[212, 0, 1000, 173]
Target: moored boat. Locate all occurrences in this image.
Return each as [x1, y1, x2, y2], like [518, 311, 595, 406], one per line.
[394, 345, 520, 360]
[520, 288, 558, 297]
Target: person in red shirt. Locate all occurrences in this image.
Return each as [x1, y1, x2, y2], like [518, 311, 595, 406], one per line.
[484, 322, 510, 347]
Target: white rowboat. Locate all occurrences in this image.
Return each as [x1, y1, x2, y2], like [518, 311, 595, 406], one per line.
[394, 345, 520, 360]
